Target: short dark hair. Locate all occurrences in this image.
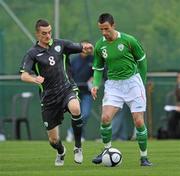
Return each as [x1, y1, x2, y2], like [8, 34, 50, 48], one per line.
[35, 19, 50, 31]
[98, 13, 114, 25]
[80, 39, 91, 44]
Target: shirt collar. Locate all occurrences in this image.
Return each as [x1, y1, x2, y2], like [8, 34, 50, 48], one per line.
[35, 39, 54, 51]
[102, 31, 121, 41]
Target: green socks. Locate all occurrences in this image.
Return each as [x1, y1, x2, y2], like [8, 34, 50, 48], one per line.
[100, 123, 112, 144]
[136, 125, 148, 156]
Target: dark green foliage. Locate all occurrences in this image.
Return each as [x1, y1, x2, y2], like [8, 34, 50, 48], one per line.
[0, 0, 180, 74]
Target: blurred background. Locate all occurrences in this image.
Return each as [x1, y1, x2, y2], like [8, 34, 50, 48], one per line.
[0, 0, 179, 140]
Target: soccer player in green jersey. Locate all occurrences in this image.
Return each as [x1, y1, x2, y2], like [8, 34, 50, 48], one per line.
[91, 13, 152, 166]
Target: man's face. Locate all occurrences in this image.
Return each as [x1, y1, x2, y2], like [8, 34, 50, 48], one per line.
[98, 22, 115, 41]
[36, 25, 52, 45]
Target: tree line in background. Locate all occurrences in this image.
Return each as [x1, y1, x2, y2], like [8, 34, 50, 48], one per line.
[0, 0, 179, 74]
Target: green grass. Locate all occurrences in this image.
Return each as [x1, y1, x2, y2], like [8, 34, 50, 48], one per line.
[0, 140, 180, 176]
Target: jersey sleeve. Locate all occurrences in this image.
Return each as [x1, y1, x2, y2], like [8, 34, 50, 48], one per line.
[63, 40, 83, 54]
[130, 36, 145, 61]
[20, 52, 35, 74]
[92, 43, 104, 87]
[92, 44, 105, 71]
[130, 37, 147, 84]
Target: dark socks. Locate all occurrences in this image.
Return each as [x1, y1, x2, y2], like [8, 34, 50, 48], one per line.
[50, 140, 64, 154]
[71, 114, 83, 148]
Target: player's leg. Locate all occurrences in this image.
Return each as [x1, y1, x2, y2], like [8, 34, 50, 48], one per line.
[126, 73, 152, 166]
[92, 105, 119, 164]
[66, 88, 80, 143]
[68, 98, 83, 164]
[92, 80, 123, 164]
[48, 126, 66, 166]
[42, 106, 65, 166]
[132, 112, 152, 166]
[101, 105, 119, 147]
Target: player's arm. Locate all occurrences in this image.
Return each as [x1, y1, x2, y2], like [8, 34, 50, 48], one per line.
[91, 70, 103, 100]
[130, 37, 147, 84]
[63, 40, 93, 55]
[21, 72, 44, 84]
[91, 45, 104, 100]
[20, 53, 44, 85]
[81, 42, 93, 55]
[93, 70, 103, 88]
[136, 56, 147, 84]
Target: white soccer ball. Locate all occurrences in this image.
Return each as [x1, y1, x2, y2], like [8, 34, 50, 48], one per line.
[102, 148, 122, 167]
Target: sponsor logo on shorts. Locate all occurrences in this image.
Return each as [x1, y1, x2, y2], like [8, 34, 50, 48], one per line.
[136, 106, 143, 109]
[44, 122, 48, 127]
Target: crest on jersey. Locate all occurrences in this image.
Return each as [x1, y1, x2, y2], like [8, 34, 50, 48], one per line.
[118, 44, 124, 51]
[54, 45, 61, 52]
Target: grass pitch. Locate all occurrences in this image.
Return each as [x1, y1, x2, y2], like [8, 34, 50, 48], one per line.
[0, 140, 180, 176]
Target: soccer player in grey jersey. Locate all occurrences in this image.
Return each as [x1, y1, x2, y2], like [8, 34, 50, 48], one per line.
[20, 19, 93, 166]
[91, 13, 152, 166]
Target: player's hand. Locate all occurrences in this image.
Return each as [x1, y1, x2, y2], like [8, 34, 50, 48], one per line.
[82, 43, 94, 54]
[34, 76, 44, 84]
[91, 87, 98, 100]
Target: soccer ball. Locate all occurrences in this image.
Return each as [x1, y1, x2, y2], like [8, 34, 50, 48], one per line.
[102, 148, 122, 167]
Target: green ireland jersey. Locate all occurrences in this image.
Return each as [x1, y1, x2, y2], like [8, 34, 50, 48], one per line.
[93, 32, 146, 81]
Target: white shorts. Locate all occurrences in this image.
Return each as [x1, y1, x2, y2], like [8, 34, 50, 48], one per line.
[102, 73, 146, 112]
